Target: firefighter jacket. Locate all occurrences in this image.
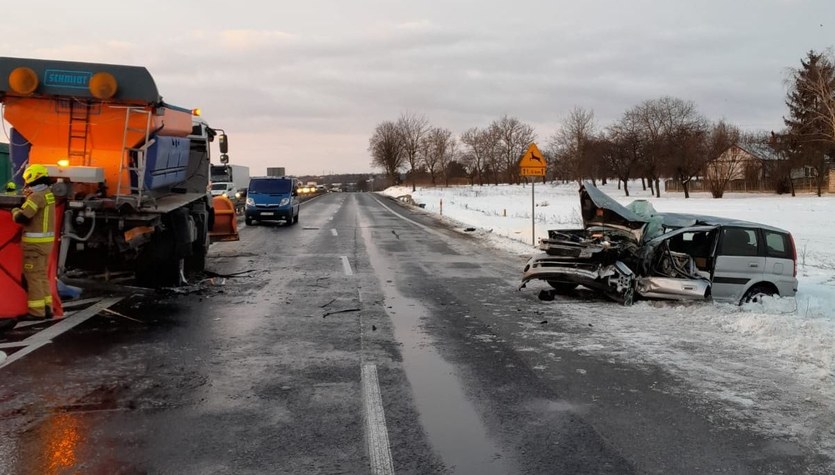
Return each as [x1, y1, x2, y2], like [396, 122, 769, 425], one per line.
[12, 184, 56, 244]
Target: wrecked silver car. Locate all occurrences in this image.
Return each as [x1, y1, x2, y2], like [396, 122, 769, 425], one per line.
[520, 183, 798, 305]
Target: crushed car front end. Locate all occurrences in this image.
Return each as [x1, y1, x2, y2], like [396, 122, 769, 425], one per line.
[520, 183, 714, 304]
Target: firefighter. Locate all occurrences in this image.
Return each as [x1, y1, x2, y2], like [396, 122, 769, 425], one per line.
[4, 181, 15, 195]
[11, 164, 56, 319]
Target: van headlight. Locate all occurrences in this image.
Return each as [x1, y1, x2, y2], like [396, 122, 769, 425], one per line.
[279, 198, 290, 206]
[246, 197, 255, 207]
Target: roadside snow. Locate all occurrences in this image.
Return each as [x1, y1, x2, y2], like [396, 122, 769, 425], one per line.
[381, 181, 835, 456]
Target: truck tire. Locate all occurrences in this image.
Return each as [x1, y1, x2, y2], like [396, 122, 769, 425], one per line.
[136, 230, 180, 288]
[185, 211, 208, 273]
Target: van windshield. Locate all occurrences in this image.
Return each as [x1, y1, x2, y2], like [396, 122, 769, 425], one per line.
[249, 179, 291, 194]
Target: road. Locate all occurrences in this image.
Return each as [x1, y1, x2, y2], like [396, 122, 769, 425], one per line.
[0, 192, 829, 474]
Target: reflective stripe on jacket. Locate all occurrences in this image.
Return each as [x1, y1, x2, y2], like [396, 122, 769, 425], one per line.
[13, 187, 56, 244]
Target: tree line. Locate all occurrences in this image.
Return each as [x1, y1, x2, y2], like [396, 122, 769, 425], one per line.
[369, 49, 835, 197]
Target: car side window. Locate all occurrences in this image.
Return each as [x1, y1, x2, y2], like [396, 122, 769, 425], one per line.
[764, 231, 790, 259]
[720, 227, 759, 257]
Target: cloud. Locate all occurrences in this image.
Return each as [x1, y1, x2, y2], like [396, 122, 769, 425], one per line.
[4, 0, 834, 174]
[216, 29, 298, 51]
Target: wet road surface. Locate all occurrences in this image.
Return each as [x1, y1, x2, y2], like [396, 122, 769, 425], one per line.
[0, 192, 829, 474]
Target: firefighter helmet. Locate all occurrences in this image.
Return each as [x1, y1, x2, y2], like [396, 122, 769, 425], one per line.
[22, 164, 49, 185]
[4, 181, 15, 192]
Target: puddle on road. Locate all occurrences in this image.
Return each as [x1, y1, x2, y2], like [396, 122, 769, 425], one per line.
[360, 220, 512, 474]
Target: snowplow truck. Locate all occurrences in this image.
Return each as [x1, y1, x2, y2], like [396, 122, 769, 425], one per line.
[0, 57, 239, 287]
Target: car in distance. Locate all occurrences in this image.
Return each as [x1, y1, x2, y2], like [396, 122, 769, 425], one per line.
[244, 176, 300, 226]
[520, 182, 798, 305]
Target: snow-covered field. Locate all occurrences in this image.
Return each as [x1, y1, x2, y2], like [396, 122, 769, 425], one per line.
[381, 180, 835, 458]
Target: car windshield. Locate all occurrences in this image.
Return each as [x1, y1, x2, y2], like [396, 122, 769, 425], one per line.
[249, 179, 291, 194]
[211, 183, 229, 191]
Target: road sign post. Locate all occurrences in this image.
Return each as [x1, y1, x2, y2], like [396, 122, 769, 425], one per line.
[518, 143, 546, 246]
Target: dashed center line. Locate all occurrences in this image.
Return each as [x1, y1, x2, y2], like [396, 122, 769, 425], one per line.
[331, 228, 338, 236]
[342, 256, 353, 275]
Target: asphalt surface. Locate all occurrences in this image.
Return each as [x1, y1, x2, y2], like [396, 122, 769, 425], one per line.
[0, 192, 830, 474]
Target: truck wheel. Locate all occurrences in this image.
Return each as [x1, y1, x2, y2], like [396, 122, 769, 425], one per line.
[185, 212, 208, 273]
[136, 231, 180, 288]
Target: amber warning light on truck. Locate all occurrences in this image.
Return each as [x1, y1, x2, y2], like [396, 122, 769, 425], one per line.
[9, 66, 118, 99]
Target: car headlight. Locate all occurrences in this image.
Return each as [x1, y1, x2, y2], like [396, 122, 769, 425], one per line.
[235, 192, 242, 199]
[246, 197, 255, 206]
[279, 198, 290, 206]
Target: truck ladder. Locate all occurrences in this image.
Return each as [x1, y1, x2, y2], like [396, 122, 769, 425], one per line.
[115, 107, 153, 207]
[67, 100, 91, 166]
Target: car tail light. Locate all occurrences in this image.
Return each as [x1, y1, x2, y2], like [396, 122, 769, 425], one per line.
[789, 233, 797, 277]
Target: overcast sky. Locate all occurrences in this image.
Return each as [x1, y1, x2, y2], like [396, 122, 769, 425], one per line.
[3, 0, 834, 176]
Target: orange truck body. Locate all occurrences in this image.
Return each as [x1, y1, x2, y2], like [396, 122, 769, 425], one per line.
[0, 57, 236, 286]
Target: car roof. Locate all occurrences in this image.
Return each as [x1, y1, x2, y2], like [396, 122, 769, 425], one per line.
[657, 212, 791, 234]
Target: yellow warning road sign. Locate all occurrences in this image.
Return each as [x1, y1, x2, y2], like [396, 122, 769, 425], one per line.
[518, 143, 546, 177]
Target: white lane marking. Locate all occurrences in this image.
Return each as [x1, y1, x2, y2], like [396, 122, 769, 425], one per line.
[362, 363, 395, 475]
[342, 256, 353, 275]
[372, 196, 445, 238]
[0, 342, 30, 349]
[331, 228, 338, 236]
[0, 297, 124, 370]
[62, 297, 106, 309]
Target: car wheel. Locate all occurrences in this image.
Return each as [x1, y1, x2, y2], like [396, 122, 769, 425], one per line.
[245, 217, 253, 226]
[741, 285, 776, 305]
[547, 281, 578, 294]
[293, 212, 299, 224]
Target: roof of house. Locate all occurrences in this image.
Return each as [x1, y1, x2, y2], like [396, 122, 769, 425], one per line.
[736, 142, 783, 161]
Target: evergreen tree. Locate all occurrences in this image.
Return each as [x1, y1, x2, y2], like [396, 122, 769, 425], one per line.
[784, 50, 835, 196]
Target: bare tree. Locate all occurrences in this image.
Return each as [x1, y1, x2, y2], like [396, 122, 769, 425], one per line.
[461, 127, 489, 186]
[483, 123, 504, 185]
[397, 112, 430, 192]
[492, 115, 536, 184]
[703, 121, 743, 198]
[422, 127, 455, 187]
[368, 121, 404, 184]
[668, 117, 710, 198]
[605, 110, 644, 196]
[439, 131, 458, 187]
[634, 96, 705, 198]
[548, 107, 596, 184]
